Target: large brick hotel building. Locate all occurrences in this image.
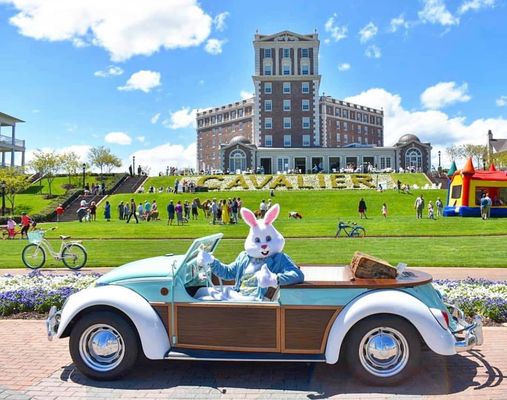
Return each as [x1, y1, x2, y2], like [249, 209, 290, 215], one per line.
[196, 31, 431, 174]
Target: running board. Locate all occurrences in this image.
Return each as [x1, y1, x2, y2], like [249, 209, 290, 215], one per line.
[166, 349, 326, 363]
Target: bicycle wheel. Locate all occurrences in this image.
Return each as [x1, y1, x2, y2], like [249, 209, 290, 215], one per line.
[22, 244, 46, 269]
[351, 227, 366, 238]
[62, 244, 87, 270]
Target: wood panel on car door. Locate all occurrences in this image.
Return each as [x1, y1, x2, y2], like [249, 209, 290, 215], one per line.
[174, 302, 280, 352]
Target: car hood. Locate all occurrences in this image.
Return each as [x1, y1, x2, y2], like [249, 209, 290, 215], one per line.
[95, 255, 182, 285]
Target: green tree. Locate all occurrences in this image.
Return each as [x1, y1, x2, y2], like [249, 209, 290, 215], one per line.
[491, 152, 507, 169]
[460, 144, 488, 168]
[445, 145, 463, 162]
[61, 151, 81, 186]
[0, 167, 30, 213]
[29, 151, 62, 197]
[88, 146, 122, 175]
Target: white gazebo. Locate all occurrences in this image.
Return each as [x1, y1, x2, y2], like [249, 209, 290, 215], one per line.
[0, 112, 26, 167]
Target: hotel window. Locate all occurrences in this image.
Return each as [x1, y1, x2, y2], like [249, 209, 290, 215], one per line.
[264, 118, 272, 129]
[364, 114, 369, 123]
[283, 63, 291, 75]
[283, 117, 291, 129]
[343, 109, 349, 119]
[364, 126, 368, 134]
[343, 134, 348, 143]
[336, 120, 341, 129]
[217, 114, 222, 122]
[301, 48, 309, 58]
[343, 121, 348, 130]
[263, 48, 272, 58]
[370, 115, 375, 124]
[357, 125, 361, 134]
[264, 63, 272, 75]
[302, 117, 310, 129]
[301, 82, 310, 94]
[283, 135, 292, 147]
[264, 82, 272, 94]
[238, 108, 244, 117]
[211, 116, 216, 124]
[231, 110, 236, 119]
[283, 82, 291, 94]
[277, 157, 290, 172]
[302, 134, 310, 146]
[265, 135, 273, 147]
[302, 99, 310, 111]
[301, 64, 309, 75]
[335, 107, 341, 117]
[264, 100, 272, 111]
[283, 48, 290, 58]
[376, 117, 382, 125]
[357, 112, 362, 121]
[283, 99, 291, 111]
[336, 133, 341, 143]
[380, 157, 392, 169]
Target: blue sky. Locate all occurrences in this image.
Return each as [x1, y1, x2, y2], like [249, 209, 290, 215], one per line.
[0, 0, 506, 172]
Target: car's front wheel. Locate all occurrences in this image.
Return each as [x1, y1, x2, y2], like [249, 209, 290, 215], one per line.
[69, 311, 139, 380]
[344, 315, 421, 385]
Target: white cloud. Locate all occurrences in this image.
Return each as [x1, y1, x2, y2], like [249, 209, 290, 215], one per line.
[118, 70, 161, 93]
[240, 90, 254, 100]
[94, 65, 124, 78]
[365, 45, 382, 59]
[163, 107, 197, 129]
[338, 63, 351, 72]
[136, 136, 146, 143]
[105, 131, 132, 145]
[496, 96, 507, 107]
[4, 0, 212, 62]
[418, 0, 459, 26]
[324, 14, 348, 42]
[214, 12, 230, 31]
[25, 144, 91, 168]
[150, 112, 161, 124]
[420, 81, 471, 109]
[204, 38, 225, 55]
[129, 142, 197, 174]
[389, 14, 410, 32]
[458, 0, 495, 15]
[359, 22, 378, 43]
[344, 87, 507, 167]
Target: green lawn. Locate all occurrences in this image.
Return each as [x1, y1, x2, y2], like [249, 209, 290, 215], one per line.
[2, 183, 506, 269]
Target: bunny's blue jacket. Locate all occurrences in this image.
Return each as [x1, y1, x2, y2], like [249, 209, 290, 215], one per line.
[210, 251, 305, 299]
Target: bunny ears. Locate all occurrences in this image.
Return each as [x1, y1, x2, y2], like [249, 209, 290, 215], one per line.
[241, 204, 280, 227]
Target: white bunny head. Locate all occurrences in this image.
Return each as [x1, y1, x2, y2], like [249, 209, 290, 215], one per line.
[240, 204, 285, 259]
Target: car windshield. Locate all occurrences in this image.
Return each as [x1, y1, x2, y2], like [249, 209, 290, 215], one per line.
[175, 233, 223, 273]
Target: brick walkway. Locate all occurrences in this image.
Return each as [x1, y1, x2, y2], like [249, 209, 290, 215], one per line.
[0, 320, 505, 400]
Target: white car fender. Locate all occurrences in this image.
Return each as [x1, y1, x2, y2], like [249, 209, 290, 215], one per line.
[325, 289, 456, 364]
[56, 285, 170, 360]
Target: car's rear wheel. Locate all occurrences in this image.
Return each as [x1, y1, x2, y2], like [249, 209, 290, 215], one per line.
[344, 315, 421, 385]
[69, 311, 139, 380]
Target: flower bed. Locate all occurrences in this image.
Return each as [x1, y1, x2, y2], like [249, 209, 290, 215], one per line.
[0, 271, 98, 316]
[0, 273, 506, 323]
[433, 278, 507, 323]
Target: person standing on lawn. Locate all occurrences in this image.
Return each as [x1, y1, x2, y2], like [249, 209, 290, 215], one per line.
[175, 200, 183, 225]
[382, 203, 388, 218]
[20, 212, 32, 239]
[55, 204, 64, 222]
[167, 200, 175, 225]
[118, 201, 124, 220]
[414, 194, 425, 219]
[104, 201, 111, 222]
[89, 201, 97, 221]
[435, 197, 443, 217]
[6, 216, 16, 239]
[358, 198, 367, 219]
[126, 198, 138, 223]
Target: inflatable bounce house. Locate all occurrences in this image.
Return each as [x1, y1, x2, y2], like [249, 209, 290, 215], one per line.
[444, 158, 507, 217]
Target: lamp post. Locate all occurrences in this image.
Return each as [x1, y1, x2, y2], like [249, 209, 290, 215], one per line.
[438, 151, 441, 168]
[1, 181, 6, 216]
[483, 158, 486, 170]
[132, 156, 136, 176]
[82, 163, 86, 189]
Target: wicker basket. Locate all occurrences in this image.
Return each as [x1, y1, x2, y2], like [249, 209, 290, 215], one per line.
[27, 231, 44, 244]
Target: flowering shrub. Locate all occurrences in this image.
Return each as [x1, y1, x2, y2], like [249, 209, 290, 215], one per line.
[0, 271, 98, 316]
[433, 278, 507, 322]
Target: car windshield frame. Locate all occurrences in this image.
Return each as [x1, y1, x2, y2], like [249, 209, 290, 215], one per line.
[173, 233, 223, 275]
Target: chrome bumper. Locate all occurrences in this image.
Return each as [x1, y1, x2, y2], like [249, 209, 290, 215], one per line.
[447, 303, 484, 353]
[46, 306, 61, 341]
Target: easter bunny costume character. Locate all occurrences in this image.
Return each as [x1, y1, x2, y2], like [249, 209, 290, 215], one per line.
[195, 204, 304, 301]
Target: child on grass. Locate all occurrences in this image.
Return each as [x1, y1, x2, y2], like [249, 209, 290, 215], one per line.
[382, 203, 388, 218]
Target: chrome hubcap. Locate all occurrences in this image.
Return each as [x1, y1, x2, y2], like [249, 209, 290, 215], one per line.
[79, 324, 125, 372]
[359, 326, 409, 377]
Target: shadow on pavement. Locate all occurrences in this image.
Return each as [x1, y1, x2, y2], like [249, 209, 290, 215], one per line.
[59, 349, 503, 397]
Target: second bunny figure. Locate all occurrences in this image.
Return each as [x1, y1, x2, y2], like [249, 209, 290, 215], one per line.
[196, 204, 304, 301]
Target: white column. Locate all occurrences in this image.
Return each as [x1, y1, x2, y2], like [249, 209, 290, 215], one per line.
[21, 151, 25, 167]
[11, 124, 15, 167]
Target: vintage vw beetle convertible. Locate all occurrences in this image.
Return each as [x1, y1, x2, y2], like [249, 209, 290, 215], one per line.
[47, 233, 483, 384]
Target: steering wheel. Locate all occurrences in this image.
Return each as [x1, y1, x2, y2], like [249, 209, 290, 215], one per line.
[197, 257, 223, 292]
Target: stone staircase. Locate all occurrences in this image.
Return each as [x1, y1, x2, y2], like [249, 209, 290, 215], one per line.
[110, 175, 147, 194]
[56, 194, 106, 222]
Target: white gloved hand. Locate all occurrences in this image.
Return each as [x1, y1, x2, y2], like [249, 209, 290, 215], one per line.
[197, 250, 215, 267]
[255, 264, 278, 288]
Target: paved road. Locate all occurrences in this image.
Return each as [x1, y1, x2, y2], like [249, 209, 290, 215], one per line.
[0, 320, 505, 400]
